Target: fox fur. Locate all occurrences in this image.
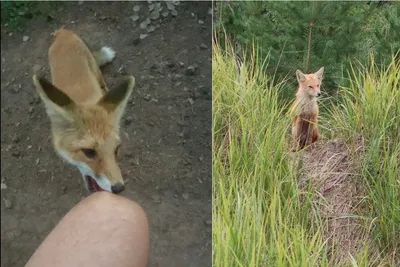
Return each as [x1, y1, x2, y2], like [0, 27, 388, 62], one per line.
[33, 28, 135, 194]
[291, 67, 324, 151]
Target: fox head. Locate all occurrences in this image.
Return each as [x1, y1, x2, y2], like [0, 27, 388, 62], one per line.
[32, 75, 135, 194]
[296, 67, 324, 97]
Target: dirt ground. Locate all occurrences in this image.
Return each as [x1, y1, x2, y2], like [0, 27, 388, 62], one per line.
[0, 1, 212, 266]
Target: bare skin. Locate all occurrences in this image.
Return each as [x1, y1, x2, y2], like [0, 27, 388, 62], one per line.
[25, 192, 149, 267]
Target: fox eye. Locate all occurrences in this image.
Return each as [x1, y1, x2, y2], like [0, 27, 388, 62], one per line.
[82, 148, 97, 159]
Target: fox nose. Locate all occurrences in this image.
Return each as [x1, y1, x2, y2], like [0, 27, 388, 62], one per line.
[111, 183, 125, 194]
[317, 92, 321, 97]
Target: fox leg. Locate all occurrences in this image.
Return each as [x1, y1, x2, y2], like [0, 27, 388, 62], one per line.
[311, 125, 319, 144]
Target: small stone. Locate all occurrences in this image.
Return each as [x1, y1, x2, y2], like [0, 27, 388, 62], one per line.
[166, 2, 175, 10]
[166, 62, 175, 68]
[186, 65, 196, 75]
[1, 183, 7, 190]
[125, 116, 133, 125]
[171, 10, 178, 17]
[61, 185, 67, 194]
[11, 151, 20, 158]
[150, 10, 160, 20]
[198, 20, 204, 24]
[140, 21, 148, 29]
[200, 43, 208, 50]
[23, 36, 30, 42]
[182, 193, 189, 200]
[179, 62, 184, 67]
[8, 32, 13, 37]
[4, 199, 12, 209]
[187, 98, 194, 105]
[148, 3, 155, 11]
[147, 25, 156, 33]
[140, 34, 148, 40]
[28, 107, 34, 114]
[133, 5, 140, 12]
[131, 14, 140, 22]
[143, 94, 151, 101]
[162, 11, 169, 18]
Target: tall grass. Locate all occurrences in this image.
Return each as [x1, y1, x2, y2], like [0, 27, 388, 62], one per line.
[213, 39, 330, 267]
[330, 55, 400, 263]
[213, 38, 400, 266]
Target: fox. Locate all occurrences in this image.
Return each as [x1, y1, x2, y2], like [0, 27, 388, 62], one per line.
[32, 28, 135, 195]
[291, 67, 324, 151]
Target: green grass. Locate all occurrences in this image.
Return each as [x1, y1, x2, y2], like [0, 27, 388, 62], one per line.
[213, 38, 400, 266]
[329, 55, 400, 262]
[1, 1, 56, 29]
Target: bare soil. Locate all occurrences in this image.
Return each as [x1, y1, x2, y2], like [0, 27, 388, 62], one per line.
[1, 2, 212, 266]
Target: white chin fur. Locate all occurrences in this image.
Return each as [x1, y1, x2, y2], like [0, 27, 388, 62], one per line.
[58, 150, 112, 192]
[99, 46, 116, 65]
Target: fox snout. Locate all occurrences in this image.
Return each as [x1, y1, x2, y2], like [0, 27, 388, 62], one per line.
[111, 183, 125, 193]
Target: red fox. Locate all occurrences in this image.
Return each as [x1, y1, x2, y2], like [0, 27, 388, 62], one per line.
[291, 67, 324, 151]
[33, 28, 135, 194]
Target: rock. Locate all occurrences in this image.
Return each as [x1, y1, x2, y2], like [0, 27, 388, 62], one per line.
[162, 11, 169, 18]
[171, 10, 178, 17]
[140, 34, 148, 40]
[182, 193, 189, 200]
[140, 21, 148, 29]
[166, 1, 175, 10]
[200, 43, 208, 50]
[166, 62, 175, 68]
[143, 94, 151, 101]
[148, 3, 155, 11]
[11, 151, 20, 158]
[4, 199, 12, 209]
[61, 185, 67, 194]
[1, 183, 7, 190]
[150, 10, 160, 20]
[187, 98, 194, 105]
[131, 14, 140, 22]
[198, 20, 204, 24]
[133, 5, 141, 12]
[125, 116, 133, 125]
[8, 32, 13, 37]
[186, 65, 197, 75]
[147, 25, 156, 33]
[23, 36, 30, 42]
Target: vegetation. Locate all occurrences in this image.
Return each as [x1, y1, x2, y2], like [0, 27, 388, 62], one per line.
[213, 36, 399, 266]
[1, 1, 56, 29]
[214, 1, 400, 100]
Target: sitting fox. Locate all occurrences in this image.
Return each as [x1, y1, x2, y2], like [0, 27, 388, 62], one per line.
[291, 67, 324, 151]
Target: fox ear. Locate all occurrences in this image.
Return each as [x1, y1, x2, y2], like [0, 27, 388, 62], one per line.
[296, 70, 306, 83]
[315, 67, 324, 80]
[98, 76, 135, 121]
[32, 75, 74, 124]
